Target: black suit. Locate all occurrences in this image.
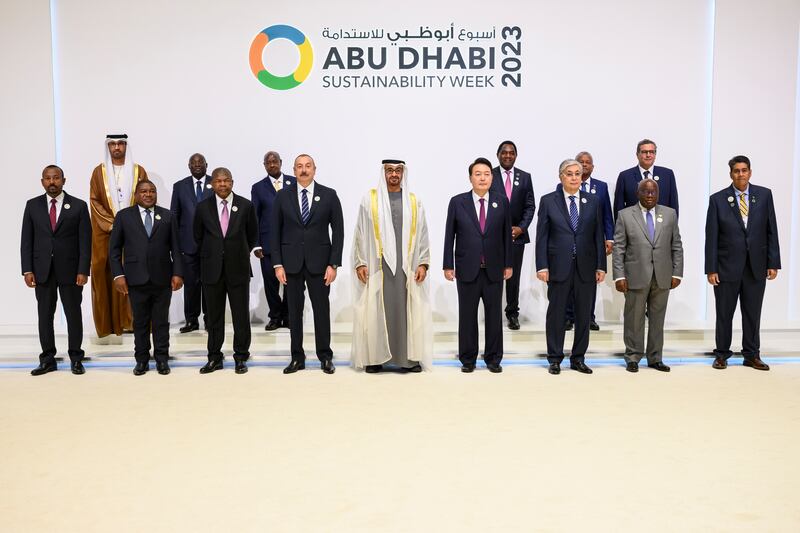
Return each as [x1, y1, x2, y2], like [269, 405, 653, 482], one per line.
[270, 182, 344, 363]
[109, 205, 182, 364]
[194, 193, 259, 362]
[443, 191, 512, 366]
[21, 193, 91, 365]
[705, 184, 780, 360]
[535, 191, 606, 363]
[170, 175, 213, 326]
[491, 166, 535, 319]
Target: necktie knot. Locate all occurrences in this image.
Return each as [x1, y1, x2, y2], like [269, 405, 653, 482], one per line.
[51, 198, 57, 205]
[644, 170, 651, 179]
[222, 199, 228, 205]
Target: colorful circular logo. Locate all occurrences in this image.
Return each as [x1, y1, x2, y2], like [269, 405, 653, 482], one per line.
[249, 25, 313, 90]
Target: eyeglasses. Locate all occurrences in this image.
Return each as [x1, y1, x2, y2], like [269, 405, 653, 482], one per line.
[639, 150, 656, 156]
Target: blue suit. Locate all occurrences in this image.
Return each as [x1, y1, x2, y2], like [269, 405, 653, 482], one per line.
[491, 166, 535, 319]
[536, 190, 606, 363]
[170, 174, 212, 326]
[705, 183, 780, 360]
[614, 166, 679, 219]
[443, 190, 512, 366]
[251, 174, 294, 322]
[558, 177, 613, 322]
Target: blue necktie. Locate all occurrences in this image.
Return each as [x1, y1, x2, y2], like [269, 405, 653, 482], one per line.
[301, 189, 310, 225]
[646, 210, 655, 241]
[144, 209, 153, 237]
[568, 196, 578, 231]
[195, 180, 203, 202]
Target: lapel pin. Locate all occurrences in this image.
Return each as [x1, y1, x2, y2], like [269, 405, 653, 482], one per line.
[514, 181, 519, 186]
[654, 175, 660, 181]
[285, 180, 291, 185]
[64, 204, 71, 209]
[591, 188, 596, 194]
[314, 196, 321, 202]
[155, 214, 161, 220]
[231, 205, 238, 212]
[206, 184, 212, 189]
[492, 202, 498, 208]
[581, 197, 587, 204]
[727, 196, 734, 202]
[656, 216, 663, 223]
[751, 197, 756, 203]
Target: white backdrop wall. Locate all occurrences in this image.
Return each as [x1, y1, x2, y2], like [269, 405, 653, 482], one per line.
[4, 0, 799, 330]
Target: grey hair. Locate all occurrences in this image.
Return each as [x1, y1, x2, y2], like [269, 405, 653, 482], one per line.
[559, 159, 582, 176]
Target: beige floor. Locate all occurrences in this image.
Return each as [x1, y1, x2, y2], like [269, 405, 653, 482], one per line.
[1, 362, 799, 533]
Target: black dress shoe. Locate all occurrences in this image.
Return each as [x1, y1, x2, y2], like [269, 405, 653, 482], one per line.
[589, 321, 600, 331]
[133, 361, 149, 376]
[321, 360, 335, 374]
[570, 361, 593, 374]
[712, 358, 727, 369]
[71, 360, 85, 375]
[548, 363, 561, 375]
[508, 316, 520, 330]
[199, 360, 223, 374]
[179, 321, 199, 333]
[564, 320, 574, 331]
[264, 319, 281, 331]
[648, 362, 671, 372]
[31, 362, 57, 376]
[365, 364, 382, 373]
[626, 361, 639, 373]
[461, 364, 475, 373]
[281, 319, 290, 329]
[487, 363, 503, 373]
[156, 361, 171, 375]
[235, 360, 248, 374]
[404, 364, 423, 373]
[283, 360, 305, 374]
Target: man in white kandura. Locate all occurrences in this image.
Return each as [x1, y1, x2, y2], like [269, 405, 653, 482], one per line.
[351, 159, 433, 373]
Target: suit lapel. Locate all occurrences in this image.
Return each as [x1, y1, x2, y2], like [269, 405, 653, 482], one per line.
[727, 186, 747, 233]
[652, 206, 664, 244]
[149, 207, 164, 238]
[51, 194, 65, 233]
[631, 206, 651, 244]
[307, 186, 320, 223]
[576, 193, 589, 233]
[463, 194, 482, 234]
[555, 193, 574, 233]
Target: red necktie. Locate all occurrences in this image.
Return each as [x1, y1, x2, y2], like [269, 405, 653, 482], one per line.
[49, 198, 57, 231]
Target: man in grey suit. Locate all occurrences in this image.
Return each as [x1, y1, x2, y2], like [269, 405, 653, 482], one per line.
[612, 179, 683, 372]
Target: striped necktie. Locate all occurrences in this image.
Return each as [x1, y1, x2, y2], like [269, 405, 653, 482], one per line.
[739, 192, 748, 218]
[301, 189, 310, 225]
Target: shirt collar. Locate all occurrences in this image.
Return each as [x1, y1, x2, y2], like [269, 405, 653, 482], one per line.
[138, 204, 153, 214]
[270, 173, 283, 182]
[500, 166, 515, 177]
[47, 192, 65, 204]
[639, 203, 656, 214]
[733, 185, 750, 197]
[562, 188, 580, 202]
[472, 190, 489, 203]
[639, 165, 654, 178]
[216, 193, 232, 203]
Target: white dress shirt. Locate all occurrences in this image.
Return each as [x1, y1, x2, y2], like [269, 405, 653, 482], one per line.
[45, 192, 65, 221]
[297, 180, 315, 210]
[639, 166, 655, 180]
[471, 190, 490, 221]
[216, 193, 261, 253]
[562, 188, 581, 216]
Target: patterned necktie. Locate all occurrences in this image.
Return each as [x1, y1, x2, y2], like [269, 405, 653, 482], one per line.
[646, 210, 655, 241]
[274, 179, 282, 192]
[643, 170, 650, 180]
[195, 180, 203, 202]
[739, 192, 748, 218]
[220, 200, 229, 236]
[301, 189, 310, 225]
[49, 198, 57, 231]
[568, 196, 578, 231]
[144, 209, 153, 237]
[504, 170, 512, 201]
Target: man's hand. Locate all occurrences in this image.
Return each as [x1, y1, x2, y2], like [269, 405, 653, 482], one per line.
[671, 277, 681, 289]
[767, 269, 778, 280]
[275, 266, 287, 285]
[24, 273, 36, 288]
[605, 240, 613, 255]
[253, 249, 264, 259]
[596, 271, 606, 283]
[324, 266, 337, 286]
[414, 266, 427, 283]
[76, 274, 88, 286]
[536, 271, 549, 283]
[113, 277, 128, 295]
[444, 269, 455, 281]
[615, 279, 628, 293]
[356, 265, 368, 284]
[512, 226, 523, 240]
[503, 267, 513, 280]
[707, 273, 719, 286]
[171, 276, 184, 291]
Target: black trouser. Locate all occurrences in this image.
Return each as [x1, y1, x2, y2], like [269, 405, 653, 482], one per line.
[35, 265, 84, 365]
[565, 282, 597, 322]
[286, 266, 332, 363]
[260, 253, 288, 321]
[713, 260, 766, 361]
[504, 244, 526, 319]
[546, 259, 594, 364]
[457, 268, 503, 366]
[204, 277, 250, 362]
[128, 282, 172, 364]
[181, 252, 207, 325]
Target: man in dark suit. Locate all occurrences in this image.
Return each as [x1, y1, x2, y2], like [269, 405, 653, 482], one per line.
[613, 139, 679, 219]
[251, 151, 293, 331]
[536, 159, 607, 375]
[443, 157, 513, 373]
[110, 180, 184, 375]
[21, 165, 91, 375]
[271, 154, 344, 375]
[194, 167, 262, 374]
[490, 140, 535, 331]
[562, 151, 614, 331]
[705, 155, 780, 370]
[170, 153, 212, 333]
